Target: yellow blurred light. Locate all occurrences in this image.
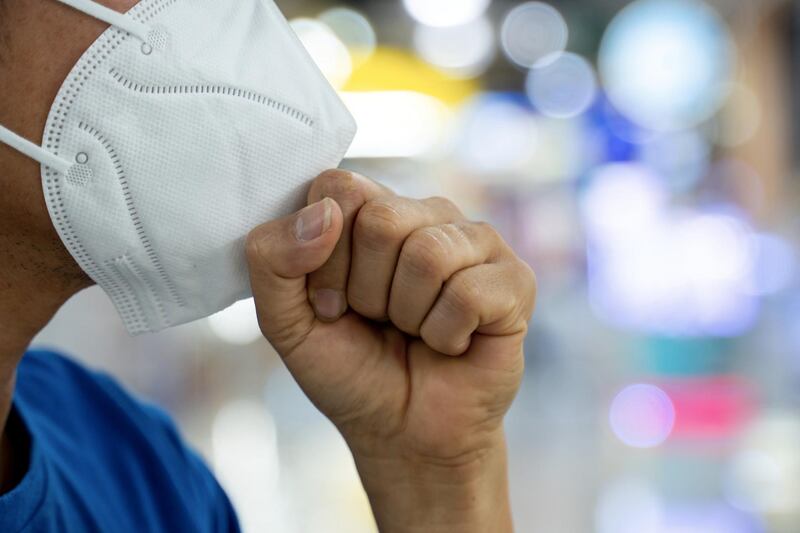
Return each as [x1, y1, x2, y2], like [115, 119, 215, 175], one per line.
[343, 47, 478, 106]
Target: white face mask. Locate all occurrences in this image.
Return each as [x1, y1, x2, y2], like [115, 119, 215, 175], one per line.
[0, 0, 356, 335]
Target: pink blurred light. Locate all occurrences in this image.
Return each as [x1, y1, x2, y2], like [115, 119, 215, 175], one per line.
[610, 384, 675, 448]
[662, 376, 755, 440]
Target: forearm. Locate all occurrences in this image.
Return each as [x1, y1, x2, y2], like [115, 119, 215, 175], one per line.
[352, 432, 514, 533]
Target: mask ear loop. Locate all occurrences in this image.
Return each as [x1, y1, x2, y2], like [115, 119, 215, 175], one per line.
[0, 125, 73, 174]
[55, 0, 153, 43]
[0, 0, 155, 173]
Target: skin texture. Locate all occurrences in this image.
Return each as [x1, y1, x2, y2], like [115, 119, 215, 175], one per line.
[0, 1, 538, 530]
[0, 0, 132, 492]
[246, 171, 536, 532]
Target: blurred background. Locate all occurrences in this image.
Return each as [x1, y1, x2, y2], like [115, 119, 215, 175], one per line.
[32, 0, 800, 531]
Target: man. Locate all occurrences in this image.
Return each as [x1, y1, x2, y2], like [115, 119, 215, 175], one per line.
[0, 0, 537, 531]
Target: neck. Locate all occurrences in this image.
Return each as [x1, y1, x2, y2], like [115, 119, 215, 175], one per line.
[0, 0, 109, 496]
[0, 231, 91, 493]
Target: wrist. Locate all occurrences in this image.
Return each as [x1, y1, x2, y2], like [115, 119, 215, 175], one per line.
[351, 430, 513, 533]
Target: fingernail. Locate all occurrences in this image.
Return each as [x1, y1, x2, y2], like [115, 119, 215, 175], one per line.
[295, 199, 332, 242]
[312, 289, 345, 320]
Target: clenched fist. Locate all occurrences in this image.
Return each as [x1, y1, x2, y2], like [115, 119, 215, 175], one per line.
[246, 170, 536, 533]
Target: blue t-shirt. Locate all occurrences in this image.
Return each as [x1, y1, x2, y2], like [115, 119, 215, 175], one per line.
[0, 350, 240, 532]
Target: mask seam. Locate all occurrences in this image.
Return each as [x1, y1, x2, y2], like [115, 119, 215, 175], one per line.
[41, 0, 181, 333]
[41, 24, 130, 327]
[116, 253, 170, 329]
[78, 121, 185, 308]
[107, 68, 316, 128]
[105, 256, 151, 334]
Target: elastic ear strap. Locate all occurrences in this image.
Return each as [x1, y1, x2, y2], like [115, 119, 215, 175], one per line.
[0, 0, 153, 174]
[0, 125, 73, 174]
[55, 0, 152, 42]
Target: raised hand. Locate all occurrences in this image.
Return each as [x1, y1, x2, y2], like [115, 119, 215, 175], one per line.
[246, 170, 536, 533]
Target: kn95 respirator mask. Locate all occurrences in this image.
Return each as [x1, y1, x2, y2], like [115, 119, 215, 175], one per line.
[0, 0, 357, 335]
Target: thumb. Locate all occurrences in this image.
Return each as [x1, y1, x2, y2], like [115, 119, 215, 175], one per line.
[246, 197, 343, 355]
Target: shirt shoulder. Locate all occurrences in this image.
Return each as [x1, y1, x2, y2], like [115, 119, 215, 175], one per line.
[9, 349, 239, 533]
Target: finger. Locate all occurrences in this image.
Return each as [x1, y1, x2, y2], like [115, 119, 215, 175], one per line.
[348, 196, 463, 321]
[246, 198, 343, 356]
[306, 170, 389, 322]
[388, 222, 502, 337]
[419, 261, 537, 356]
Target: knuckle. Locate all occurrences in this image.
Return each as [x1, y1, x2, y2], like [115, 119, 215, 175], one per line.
[419, 321, 442, 347]
[521, 261, 538, 316]
[475, 220, 501, 240]
[443, 222, 482, 253]
[355, 199, 406, 248]
[472, 220, 503, 248]
[347, 290, 387, 320]
[443, 273, 482, 316]
[420, 321, 465, 356]
[244, 228, 271, 265]
[309, 169, 360, 202]
[388, 308, 421, 336]
[523, 260, 538, 293]
[402, 228, 449, 278]
[426, 196, 462, 217]
[443, 221, 502, 256]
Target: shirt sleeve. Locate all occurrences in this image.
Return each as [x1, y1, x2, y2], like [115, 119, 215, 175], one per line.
[138, 402, 242, 533]
[16, 350, 242, 533]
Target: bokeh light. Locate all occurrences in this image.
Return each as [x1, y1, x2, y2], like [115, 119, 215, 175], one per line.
[501, 2, 568, 68]
[207, 298, 262, 346]
[455, 94, 539, 175]
[413, 16, 496, 78]
[640, 129, 711, 192]
[725, 413, 800, 515]
[705, 158, 765, 214]
[290, 18, 352, 88]
[599, 0, 735, 130]
[212, 400, 282, 532]
[581, 163, 667, 243]
[525, 52, 597, 118]
[745, 234, 796, 296]
[583, 163, 762, 337]
[676, 214, 752, 287]
[596, 478, 663, 533]
[609, 384, 675, 448]
[318, 7, 376, 66]
[341, 91, 450, 158]
[663, 376, 754, 440]
[402, 0, 490, 28]
[711, 83, 763, 148]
